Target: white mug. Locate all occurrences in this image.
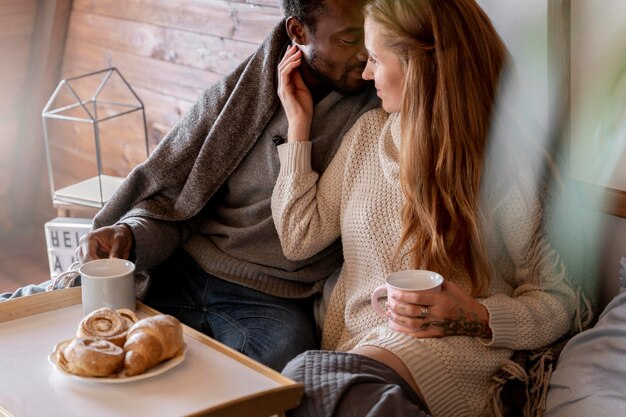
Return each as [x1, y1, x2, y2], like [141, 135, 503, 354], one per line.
[79, 258, 136, 315]
[371, 270, 443, 331]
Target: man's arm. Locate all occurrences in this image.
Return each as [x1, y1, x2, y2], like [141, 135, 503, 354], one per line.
[78, 215, 201, 271]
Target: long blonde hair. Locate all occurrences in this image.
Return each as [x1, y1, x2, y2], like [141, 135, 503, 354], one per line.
[365, 0, 508, 295]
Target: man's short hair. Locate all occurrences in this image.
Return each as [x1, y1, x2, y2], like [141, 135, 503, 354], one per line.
[282, 0, 328, 32]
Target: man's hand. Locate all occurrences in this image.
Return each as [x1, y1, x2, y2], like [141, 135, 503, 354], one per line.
[77, 224, 134, 263]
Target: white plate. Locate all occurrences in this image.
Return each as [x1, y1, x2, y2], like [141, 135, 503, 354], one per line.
[48, 339, 187, 384]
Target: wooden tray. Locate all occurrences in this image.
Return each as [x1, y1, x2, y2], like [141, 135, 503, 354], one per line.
[0, 287, 303, 417]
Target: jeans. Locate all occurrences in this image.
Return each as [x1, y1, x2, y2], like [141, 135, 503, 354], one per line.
[143, 249, 319, 371]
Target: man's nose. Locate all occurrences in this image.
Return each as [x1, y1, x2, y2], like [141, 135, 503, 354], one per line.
[356, 43, 368, 62]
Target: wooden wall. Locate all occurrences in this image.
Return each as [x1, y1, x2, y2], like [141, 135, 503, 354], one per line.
[0, 0, 38, 228]
[62, 0, 283, 148]
[1, 0, 284, 233]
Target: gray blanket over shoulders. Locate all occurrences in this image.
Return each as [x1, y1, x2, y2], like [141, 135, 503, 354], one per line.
[93, 22, 289, 229]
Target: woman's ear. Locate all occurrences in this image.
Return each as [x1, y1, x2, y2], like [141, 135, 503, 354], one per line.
[285, 16, 309, 45]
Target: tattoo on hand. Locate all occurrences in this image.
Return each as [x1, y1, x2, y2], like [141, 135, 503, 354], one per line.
[423, 308, 492, 338]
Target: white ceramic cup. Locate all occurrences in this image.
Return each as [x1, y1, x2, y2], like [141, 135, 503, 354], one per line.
[371, 270, 443, 331]
[79, 258, 136, 315]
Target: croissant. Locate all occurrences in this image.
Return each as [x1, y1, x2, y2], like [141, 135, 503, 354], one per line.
[123, 314, 184, 376]
[61, 337, 124, 377]
[77, 307, 130, 347]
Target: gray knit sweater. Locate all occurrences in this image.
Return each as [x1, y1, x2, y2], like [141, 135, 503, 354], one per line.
[91, 21, 379, 298]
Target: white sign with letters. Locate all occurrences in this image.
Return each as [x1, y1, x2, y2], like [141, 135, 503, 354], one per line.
[44, 217, 93, 278]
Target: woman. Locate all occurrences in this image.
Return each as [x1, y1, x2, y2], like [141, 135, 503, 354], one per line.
[272, 0, 577, 416]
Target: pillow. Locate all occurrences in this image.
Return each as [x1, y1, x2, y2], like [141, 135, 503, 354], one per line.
[544, 254, 626, 417]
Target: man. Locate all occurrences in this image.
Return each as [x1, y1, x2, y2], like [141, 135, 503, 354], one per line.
[1, 0, 378, 372]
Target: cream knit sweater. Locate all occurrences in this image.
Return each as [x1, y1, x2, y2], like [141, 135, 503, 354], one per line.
[272, 109, 576, 417]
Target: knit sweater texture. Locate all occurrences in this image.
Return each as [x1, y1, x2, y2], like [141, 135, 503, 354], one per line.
[272, 109, 577, 417]
[182, 92, 370, 298]
[90, 21, 378, 298]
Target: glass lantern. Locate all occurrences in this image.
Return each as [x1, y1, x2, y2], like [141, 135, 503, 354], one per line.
[42, 68, 149, 208]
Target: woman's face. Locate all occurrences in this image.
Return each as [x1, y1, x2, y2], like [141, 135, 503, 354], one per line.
[362, 18, 405, 113]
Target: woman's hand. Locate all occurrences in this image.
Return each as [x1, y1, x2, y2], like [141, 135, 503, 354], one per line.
[386, 280, 492, 339]
[277, 44, 313, 142]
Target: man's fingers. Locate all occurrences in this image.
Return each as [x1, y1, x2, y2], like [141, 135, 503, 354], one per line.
[75, 225, 133, 264]
[109, 225, 132, 259]
[77, 234, 99, 263]
[75, 244, 85, 263]
[109, 240, 121, 259]
[109, 239, 129, 260]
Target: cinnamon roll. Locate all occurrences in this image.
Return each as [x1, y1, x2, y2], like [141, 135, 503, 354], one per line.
[61, 337, 124, 377]
[77, 307, 129, 347]
[116, 308, 139, 328]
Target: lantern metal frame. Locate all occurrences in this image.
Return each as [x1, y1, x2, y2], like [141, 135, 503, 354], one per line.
[41, 67, 148, 208]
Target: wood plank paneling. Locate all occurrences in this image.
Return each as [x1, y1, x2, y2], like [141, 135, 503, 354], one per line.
[62, 38, 220, 101]
[72, 0, 281, 44]
[0, 0, 37, 16]
[61, 61, 195, 145]
[50, 1, 282, 197]
[0, 0, 46, 290]
[240, 0, 282, 7]
[0, 0, 281, 290]
[66, 11, 258, 75]
[0, 39, 32, 85]
[3, 0, 284, 290]
[10, 0, 73, 226]
[56, 0, 283, 153]
[0, 227, 50, 293]
[0, 122, 20, 200]
[0, 13, 36, 38]
[0, 1, 38, 230]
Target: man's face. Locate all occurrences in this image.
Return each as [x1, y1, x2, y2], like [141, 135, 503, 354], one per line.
[301, 0, 369, 94]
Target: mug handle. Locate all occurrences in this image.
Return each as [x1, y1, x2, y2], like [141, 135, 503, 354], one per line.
[371, 285, 388, 318]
